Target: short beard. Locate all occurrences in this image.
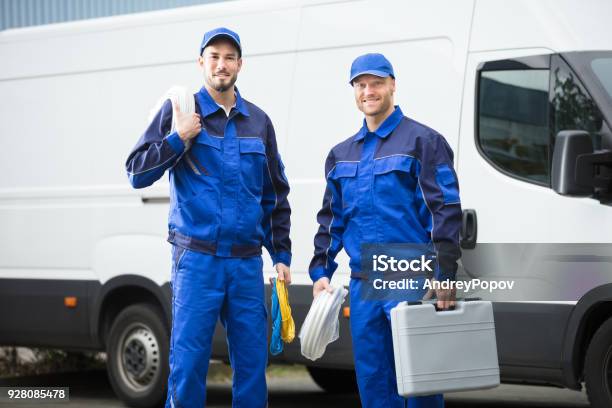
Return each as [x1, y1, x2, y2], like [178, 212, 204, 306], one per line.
[206, 73, 237, 93]
[366, 97, 393, 117]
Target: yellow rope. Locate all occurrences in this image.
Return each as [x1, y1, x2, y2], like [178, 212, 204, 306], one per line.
[275, 279, 295, 343]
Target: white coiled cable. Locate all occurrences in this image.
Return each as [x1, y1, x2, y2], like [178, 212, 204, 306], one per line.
[149, 85, 196, 151]
[299, 286, 348, 361]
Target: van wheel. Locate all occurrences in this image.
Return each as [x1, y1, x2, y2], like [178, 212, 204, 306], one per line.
[307, 366, 358, 393]
[585, 317, 612, 408]
[106, 304, 169, 408]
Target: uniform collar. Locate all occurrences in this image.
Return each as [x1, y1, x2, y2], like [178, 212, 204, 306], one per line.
[197, 86, 250, 118]
[354, 105, 404, 142]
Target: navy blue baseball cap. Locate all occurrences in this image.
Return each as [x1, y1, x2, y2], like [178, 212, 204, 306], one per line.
[200, 27, 242, 57]
[349, 53, 395, 85]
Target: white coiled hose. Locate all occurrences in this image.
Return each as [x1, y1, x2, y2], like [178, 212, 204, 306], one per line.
[149, 85, 196, 151]
[299, 286, 348, 361]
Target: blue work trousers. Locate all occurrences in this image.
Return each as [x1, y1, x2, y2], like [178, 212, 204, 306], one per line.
[349, 279, 444, 408]
[165, 247, 267, 408]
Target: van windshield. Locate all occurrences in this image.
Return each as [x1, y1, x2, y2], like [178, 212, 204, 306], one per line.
[562, 51, 612, 151]
[563, 51, 612, 136]
[591, 57, 612, 101]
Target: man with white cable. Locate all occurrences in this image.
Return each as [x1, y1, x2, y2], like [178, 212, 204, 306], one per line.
[309, 53, 462, 408]
[125, 27, 292, 408]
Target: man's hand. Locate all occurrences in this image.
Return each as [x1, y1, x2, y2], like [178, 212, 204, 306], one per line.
[423, 280, 457, 310]
[313, 277, 333, 298]
[435, 287, 457, 310]
[172, 100, 201, 142]
[274, 263, 291, 285]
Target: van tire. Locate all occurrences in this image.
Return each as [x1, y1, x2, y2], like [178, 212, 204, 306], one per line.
[585, 317, 612, 408]
[307, 366, 358, 394]
[106, 303, 169, 408]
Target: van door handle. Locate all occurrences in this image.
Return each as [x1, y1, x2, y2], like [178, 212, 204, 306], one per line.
[141, 196, 170, 204]
[460, 209, 477, 249]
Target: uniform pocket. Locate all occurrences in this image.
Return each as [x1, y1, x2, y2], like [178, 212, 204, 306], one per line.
[170, 246, 188, 290]
[328, 161, 358, 209]
[190, 131, 222, 179]
[172, 246, 187, 267]
[373, 155, 413, 175]
[178, 183, 219, 239]
[373, 155, 417, 205]
[239, 137, 266, 199]
[176, 131, 222, 204]
[194, 131, 222, 150]
[238, 196, 264, 244]
[435, 164, 460, 204]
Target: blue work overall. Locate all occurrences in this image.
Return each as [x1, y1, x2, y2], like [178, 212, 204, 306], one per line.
[126, 87, 291, 408]
[310, 106, 462, 408]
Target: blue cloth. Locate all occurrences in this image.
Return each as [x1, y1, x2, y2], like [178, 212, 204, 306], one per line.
[125, 86, 292, 265]
[269, 278, 283, 355]
[200, 27, 241, 56]
[350, 279, 444, 408]
[309, 105, 461, 282]
[349, 53, 395, 84]
[165, 248, 267, 408]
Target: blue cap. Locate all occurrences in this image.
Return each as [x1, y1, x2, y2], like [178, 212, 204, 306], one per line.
[349, 53, 395, 84]
[200, 27, 242, 57]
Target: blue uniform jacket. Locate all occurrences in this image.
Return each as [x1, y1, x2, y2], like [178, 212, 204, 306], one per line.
[126, 87, 292, 265]
[309, 106, 461, 281]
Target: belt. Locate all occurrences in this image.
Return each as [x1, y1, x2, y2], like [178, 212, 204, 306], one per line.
[167, 230, 262, 257]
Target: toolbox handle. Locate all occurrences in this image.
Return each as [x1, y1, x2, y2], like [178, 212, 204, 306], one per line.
[406, 297, 483, 312]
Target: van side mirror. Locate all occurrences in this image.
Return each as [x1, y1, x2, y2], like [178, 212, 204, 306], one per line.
[551, 130, 594, 196]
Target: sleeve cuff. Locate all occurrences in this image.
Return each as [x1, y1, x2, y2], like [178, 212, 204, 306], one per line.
[434, 270, 456, 282]
[309, 266, 330, 283]
[272, 251, 292, 267]
[165, 131, 185, 155]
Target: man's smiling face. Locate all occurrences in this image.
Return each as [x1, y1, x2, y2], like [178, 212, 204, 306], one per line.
[352, 74, 395, 117]
[199, 39, 242, 93]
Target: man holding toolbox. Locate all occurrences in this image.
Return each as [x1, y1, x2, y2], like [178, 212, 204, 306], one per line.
[309, 53, 462, 407]
[126, 27, 291, 408]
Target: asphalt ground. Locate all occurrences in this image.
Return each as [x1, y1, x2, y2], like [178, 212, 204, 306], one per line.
[0, 365, 591, 408]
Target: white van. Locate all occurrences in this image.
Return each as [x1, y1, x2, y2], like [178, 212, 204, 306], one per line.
[1, 0, 611, 407]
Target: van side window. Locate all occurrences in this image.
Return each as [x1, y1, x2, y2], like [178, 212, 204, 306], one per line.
[551, 56, 605, 151]
[478, 70, 550, 185]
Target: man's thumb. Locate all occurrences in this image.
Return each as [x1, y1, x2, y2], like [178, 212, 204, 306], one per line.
[171, 98, 181, 116]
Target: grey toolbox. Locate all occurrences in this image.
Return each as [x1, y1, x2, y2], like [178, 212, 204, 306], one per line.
[391, 299, 500, 397]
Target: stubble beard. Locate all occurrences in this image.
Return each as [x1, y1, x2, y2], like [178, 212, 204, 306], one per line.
[206, 73, 238, 93]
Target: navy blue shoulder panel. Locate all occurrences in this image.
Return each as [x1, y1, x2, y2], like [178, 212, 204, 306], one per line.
[234, 99, 267, 141]
[325, 117, 454, 169]
[328, 130, 363, 165]
[374, 117, 452, 163]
